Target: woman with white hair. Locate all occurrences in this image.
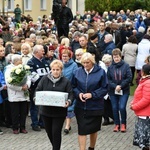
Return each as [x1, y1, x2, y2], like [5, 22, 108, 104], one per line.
[75, 48, 84, 67]
[21, 43, 32, 65]
[72, 52, 108, 150]
[100, 54, 114, 126]
[103, 34, 116, 55]
[5, 54, 31, 134]
[136, 26, 145, 43]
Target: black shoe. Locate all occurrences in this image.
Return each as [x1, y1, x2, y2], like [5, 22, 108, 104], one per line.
[102, 120, 110, 126]
[32, 126, 41, 131]
[64, 126, 71, 134]
[40, 126, 45, 129]
[88, 147, 94, 150]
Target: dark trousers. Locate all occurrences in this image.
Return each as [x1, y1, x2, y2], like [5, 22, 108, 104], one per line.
[136, 70, 141, 85]
[57, 26, 69, 38]
[103, 98, 114, 120]
[10, 101, 27, 130]
[130, 66, 135, 84]
[30, 89, 44, 127]
[0, 103, 5, 125]
[42, 115, 65, 150]
[4, 100, 12, 126]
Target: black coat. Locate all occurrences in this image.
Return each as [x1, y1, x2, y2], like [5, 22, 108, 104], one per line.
[57, 6, 73, 28]
[107, 60, 132, 95]
[36, 74, 73, 117]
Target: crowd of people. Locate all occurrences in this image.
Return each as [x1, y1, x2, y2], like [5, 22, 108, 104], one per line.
[0, 0, 150, 149]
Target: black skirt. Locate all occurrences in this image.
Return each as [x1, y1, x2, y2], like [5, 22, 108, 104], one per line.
[75, 107, 103, 135]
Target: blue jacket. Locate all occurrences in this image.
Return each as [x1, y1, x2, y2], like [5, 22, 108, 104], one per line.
[0, 71, 6, 103]
[103, 41, 116, 55]
[62, 59, 78, 81]
[135, 16, 146, 31]
[72, 64, 108, 110]
[107, 60, 132, 95]
[62, 59, 78, 112]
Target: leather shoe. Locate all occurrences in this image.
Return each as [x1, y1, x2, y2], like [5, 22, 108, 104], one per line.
[102, 120, 110, 126]
[88, 147, 94, 150]
[32, 126, 41, 131]
[20, 129, 28, 134]
[13, 130, 19, 134]
[64, 126, 71, 134]
[40, 126, 45, 129]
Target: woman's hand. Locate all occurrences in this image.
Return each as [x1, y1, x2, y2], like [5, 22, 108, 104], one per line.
[79, 93, 92, 102]
[22, 84, 28, 91]
[115, 85, 121, 92]
[83, 93, 92, 100]
[64, 101, 70, 108]
[130, 104, 133, 110]
[79, 93, 86, 102]
[3, 85, 7, 90]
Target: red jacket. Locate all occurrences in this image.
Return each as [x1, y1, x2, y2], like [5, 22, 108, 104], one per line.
[131, 76, 150, 116]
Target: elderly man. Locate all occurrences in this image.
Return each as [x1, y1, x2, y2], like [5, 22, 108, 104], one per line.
[103, 34, 116, 55]
[27, 45, 50, 131]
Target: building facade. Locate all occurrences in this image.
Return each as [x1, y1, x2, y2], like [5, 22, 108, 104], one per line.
[0, 0, 85, 23]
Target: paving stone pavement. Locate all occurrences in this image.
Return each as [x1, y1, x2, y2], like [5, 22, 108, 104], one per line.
[0, 96, 140, 150]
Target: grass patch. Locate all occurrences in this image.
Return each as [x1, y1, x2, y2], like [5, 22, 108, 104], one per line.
[130, 83, 136, 96]
[130, 74, 137, 96]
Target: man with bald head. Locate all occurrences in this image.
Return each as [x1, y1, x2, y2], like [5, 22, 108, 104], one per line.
[27, 45, 50, 131]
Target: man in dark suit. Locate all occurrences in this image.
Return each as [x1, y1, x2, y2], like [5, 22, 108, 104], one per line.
[53, 0, 73, 38]
[97, 21, 108, 59]
[110, 23, 122, 50]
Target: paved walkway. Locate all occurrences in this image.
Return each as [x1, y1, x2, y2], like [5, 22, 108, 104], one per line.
[1, 96, 140, 150]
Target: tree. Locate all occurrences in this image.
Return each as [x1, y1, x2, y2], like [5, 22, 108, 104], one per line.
[85, 0, 150, 14]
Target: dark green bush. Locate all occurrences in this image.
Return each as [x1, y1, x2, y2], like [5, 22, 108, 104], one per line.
[85, 0, 150, 14]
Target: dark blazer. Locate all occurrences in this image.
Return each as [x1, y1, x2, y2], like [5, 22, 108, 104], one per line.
[72, 64, 108, 111]
[110, 30, 122, 49]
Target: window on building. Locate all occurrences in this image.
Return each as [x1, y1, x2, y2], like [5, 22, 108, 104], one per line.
[40, 0, 46, 10]
[24, 0, 32, 10]
[7, 0, 14, 11]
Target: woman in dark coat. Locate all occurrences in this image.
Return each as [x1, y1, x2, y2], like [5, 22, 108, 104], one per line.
[72, 52, 108, 150]
[36, 59, 73, 150]
[107, 48, 132, 132]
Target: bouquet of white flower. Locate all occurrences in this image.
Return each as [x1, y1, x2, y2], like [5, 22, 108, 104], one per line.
[6, 64, 30, 97]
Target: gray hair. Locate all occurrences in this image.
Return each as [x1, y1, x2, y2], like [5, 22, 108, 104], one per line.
[80, 52, 95, 65]
[11, 54, 22, 64]
[102, 54, 112, 63]
[29, 33, 36, 39]
[73, 31, 81, 38]
[138, 26, 145, 33]
[75, 48, 84, 55]
[32, 45, 43, 55]
[21, 43, 31, 52]
[105, 34, 113, 41]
